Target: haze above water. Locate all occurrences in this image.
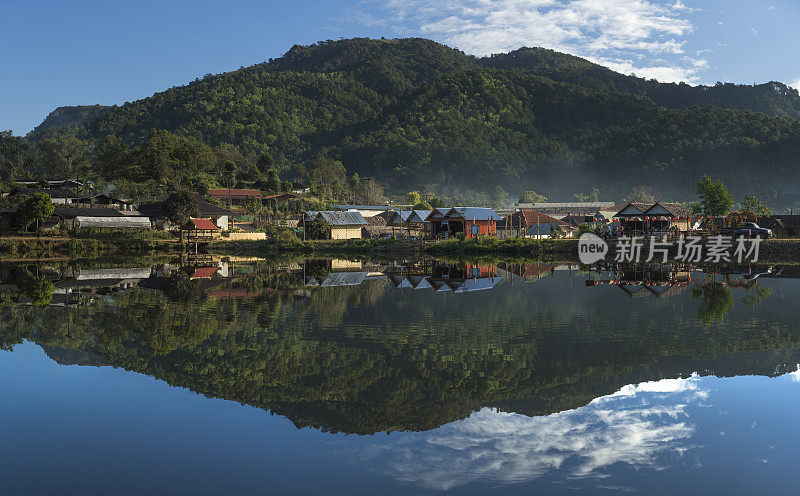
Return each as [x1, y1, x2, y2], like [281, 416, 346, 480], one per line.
[1, 258, 799, 495]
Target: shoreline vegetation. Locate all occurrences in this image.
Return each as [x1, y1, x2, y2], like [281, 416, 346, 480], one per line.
[5, 233, 800, 263]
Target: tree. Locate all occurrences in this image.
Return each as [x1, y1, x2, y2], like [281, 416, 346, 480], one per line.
[573, 188, 600, 203]
[628, 185, 657, 203]
[95, 135, 128, 178]
[518, 191, 547, 204]
[494, 186, 509, 207]
[309, 155, 347, 199]
[358, 178, 386, 205]
[406, 191, 421, 206]
[696, 175, 733, 217]
[38, 135, 92, 184]
[18, 192, 55, 232]
[256, 153, 274, 173]
[266, 169, 281, 192]
[0, 131, 35, 181]
[162, 190, 199, 226]
[740, 194, 772, 217]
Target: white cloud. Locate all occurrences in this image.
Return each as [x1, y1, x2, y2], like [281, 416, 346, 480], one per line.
[360, 0, 708, 83]
[361, 376, 705, 491]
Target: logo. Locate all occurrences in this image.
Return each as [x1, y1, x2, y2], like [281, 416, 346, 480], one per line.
[578, 233, 609, 264]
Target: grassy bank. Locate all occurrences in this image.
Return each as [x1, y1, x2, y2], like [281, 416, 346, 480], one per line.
[0, 231, 177, 260]
[209, 234, 800, 264]
[209, 235, 578, 259]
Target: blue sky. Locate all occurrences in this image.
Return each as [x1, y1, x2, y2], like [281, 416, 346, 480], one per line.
[2, 0, 799, 135]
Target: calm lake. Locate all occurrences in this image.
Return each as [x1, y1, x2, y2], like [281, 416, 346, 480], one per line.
[2, 258, 800, 495]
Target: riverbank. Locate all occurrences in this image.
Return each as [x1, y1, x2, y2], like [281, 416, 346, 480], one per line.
[0, 232, 177, 260]
[209, 236, 578, 260]
[209, 236, 800, 263]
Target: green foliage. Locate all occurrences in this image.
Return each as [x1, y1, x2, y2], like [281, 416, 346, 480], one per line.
[406, 190, 421, 206]
[740, 194, 772, 217]
[519, 191, 547, 204]
[692, 283, 734, 327]
[38, 135, 92, 184]
[265, 168, 281, 192]
[696, 175, 734, 217]
[18, 192, 55, 232]
[162, 190, 199, 226]
[19, 38, 800, 201]
[0, 130, 36, 180]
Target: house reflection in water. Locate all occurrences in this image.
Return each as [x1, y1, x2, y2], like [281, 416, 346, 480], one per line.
[388, 261, 503, 293]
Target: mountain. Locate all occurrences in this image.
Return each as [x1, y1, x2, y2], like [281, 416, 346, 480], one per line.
[36, 38, 800, 200]
[28, 104, 112, 141]
[480, 47, 800, 120]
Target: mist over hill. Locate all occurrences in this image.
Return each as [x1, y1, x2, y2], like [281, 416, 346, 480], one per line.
[25, 38, 800, 202]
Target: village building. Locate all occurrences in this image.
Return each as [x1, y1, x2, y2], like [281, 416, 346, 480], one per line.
[763, 215, 800, 237]
[612, 202, 691, 235]
[304, 211, 367, 240]
[386, 210, 432, 237]
[180, 218, 221, 242]
[138, 193, 233, 230]
[426, 207, 502, 239]
[9, 187, 78, 205]
[291, 182, 310, 194]
[498, 209, 575, 239]
[518, 202, 615, 218]
[76, 194, 136, 211]
[16, 179, 84, 191]
[332, 205, 399, 218]
[208, 188, 263, 206]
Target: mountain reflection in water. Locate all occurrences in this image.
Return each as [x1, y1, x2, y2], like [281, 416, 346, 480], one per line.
[2, 257, 800, 494]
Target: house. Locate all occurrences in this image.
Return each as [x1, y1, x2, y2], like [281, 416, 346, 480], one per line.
[291, 182, 310, 194]
[426, 262, 503, 292]
[305, 211, 367, 240]
[426, 207, 502, 239]
[764, 215, 800, 237]
[76, 194, 135, 211]
[518, 202, 615, 217]
[181, 218, 221, 242]
[332, 205, 411, 218]
[424, 208, 452, 237]
[562, 213, 606, 227]
[613, 202, 691, 235]
[138, 192, 233, 230]
[498, 209, 574, 239]
[387, 210, 432, 236]
[53, 207, 151, 230]
[9, 187, 78, 205]
[16, 179, 84, 191]
[208, 188, 263, 205]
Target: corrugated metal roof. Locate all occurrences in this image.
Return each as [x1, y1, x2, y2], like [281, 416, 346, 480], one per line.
[332, 204, 397, 211]
[388, 210, 433, 224]
[73, 216, 151, 229]
[519, 202, 615, 208]
[75, 268, 152, 280]
[447, 207, 502, 221]
[316, 211, 368, 226]
[319, 271, 368, 287]
[425, 208, 451, 221]
[55, 207, 124, 218]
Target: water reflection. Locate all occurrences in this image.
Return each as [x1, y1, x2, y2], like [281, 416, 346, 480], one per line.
[367, 376, 705, 491]
[4, 257, 800, 493]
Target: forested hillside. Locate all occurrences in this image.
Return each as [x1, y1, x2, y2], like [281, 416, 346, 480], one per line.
[27, 105, 112, 141]
[13, 37, 800, 202]
[480, 47, 800, 120]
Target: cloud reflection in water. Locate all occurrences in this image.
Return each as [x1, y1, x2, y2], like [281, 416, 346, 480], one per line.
[366, 375, 708, 491]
